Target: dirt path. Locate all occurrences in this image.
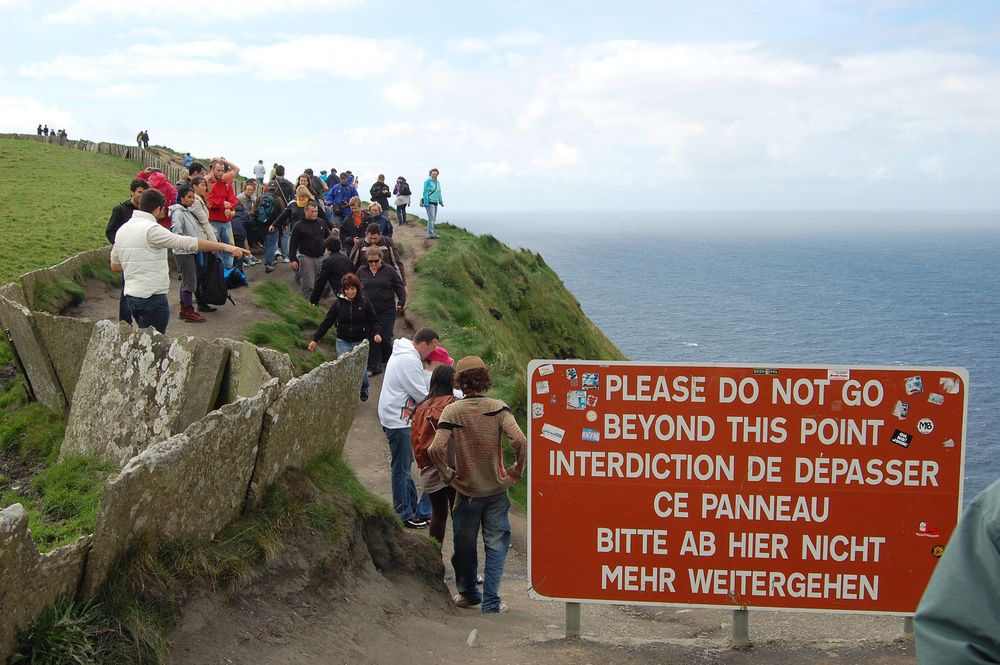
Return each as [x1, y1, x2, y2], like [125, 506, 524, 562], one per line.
[67, 220, 918, 664]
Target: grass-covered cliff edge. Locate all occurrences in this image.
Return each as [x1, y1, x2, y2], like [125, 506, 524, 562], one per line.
[409, 225, 626, 413]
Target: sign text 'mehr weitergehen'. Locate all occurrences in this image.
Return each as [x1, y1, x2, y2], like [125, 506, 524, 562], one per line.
[527, 362, 967, 614]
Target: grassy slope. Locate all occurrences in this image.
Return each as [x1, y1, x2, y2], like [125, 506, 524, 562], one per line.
[408, 223, 626, 505]
[0, 139, 145, 550]
[0, 139, 145, 284]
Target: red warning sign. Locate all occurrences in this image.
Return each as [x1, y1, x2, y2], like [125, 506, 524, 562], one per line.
[527, 362, 967, 614]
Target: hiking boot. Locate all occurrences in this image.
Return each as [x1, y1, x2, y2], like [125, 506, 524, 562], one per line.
[180, 305, 206, 322]
[404, 517, 428, 529]
[453, 593, 481, 609]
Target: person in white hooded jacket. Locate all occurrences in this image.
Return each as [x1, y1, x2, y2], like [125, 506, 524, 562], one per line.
[377, 327, 439, 528]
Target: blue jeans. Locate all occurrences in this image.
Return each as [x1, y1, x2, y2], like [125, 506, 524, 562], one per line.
[396, 204, 407, 224]
[425, 203, 437, 237]
[383, 427, 432, 521]
[452, 493, 511, 613]
[279, 228, 290, 258]
[264, 230, 279, 266]
[210, 221, 234, 269]
[126, 293, 170, 334]
[118, 275, 132, 324]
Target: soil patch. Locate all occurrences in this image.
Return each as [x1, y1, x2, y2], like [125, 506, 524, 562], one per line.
[0, 449, 44, 497]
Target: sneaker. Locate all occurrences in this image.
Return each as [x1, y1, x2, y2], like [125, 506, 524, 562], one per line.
[360, 390, 368, 402]
[477, 574, 484, 585]
[404, 517, 428, 529]
[494, 601, 510, 614]
[282, 257, 290, 263]
[453, 593, 481, 609]
[265, 265, 274, 273]
[916, 521, 940, 538]
[274, 249, 283, 258]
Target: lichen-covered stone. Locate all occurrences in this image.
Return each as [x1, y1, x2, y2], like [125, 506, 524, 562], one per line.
[0, 293, 67, 415]
[256, 346, 294, 384]
[60, 321, 228, 466]
[80, 379, 279, 597]
[34, 313, 96, 404]
[214, 339, 273, 405]
[245, 343, 366, 509]
[0, 504, 91, 662]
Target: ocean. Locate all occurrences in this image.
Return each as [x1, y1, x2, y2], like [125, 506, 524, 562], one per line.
[449, 211, 1000, 503]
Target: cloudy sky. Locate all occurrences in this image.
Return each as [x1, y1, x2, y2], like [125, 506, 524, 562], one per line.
[2, 0, 998, 211]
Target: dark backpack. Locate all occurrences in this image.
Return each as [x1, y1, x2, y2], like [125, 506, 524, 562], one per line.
[399, 181, 411, 196]
[199, 252, 232, 306]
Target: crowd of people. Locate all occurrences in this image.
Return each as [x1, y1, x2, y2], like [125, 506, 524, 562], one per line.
[105, 155, 522, 614]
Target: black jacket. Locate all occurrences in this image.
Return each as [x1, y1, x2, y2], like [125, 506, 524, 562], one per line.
[289, 218, 330, 260]
[106, 200, 137, 244]
[310, 252, 355, 305]
[313, 294, 381, 343]
[357, 263, 405, 314]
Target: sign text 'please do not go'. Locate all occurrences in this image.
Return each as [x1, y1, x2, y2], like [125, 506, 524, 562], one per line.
[526, 361, 967, 614]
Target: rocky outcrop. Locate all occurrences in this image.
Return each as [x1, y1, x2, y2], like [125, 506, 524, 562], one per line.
[256, 346, 294, 384]
[80, 379, 280, 596]
[0, 505, 91, 659]
[246, 343, 367, 509]
[60, 321, 228, 466]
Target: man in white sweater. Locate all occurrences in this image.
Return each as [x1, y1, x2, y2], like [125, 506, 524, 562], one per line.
[377, 327, 439, 528]
[111, 189, 248, 333]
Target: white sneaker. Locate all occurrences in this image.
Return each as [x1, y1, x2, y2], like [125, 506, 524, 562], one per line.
[282, 257, 290, 264]
[274, 250, 284, 258]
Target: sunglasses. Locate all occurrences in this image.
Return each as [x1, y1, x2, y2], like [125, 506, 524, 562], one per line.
[367, 258, 380, 263]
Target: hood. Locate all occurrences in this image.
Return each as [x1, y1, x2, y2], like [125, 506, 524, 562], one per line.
[392, 336, 419, 359]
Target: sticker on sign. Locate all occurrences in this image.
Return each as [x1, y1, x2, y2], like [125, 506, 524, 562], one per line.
[526, 361, 967, 615]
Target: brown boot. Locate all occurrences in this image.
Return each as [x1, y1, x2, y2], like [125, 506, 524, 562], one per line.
[180, 305, 206, 322]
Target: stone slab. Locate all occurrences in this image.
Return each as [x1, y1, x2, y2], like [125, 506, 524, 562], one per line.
[256, 346, 294, 384]
[215, 339, 273, 405]
[0, 504, 91, 662]
[33, 313, 96, 404]
[80, 379, 279, 597]
[60, 321, 228, 466]
[0, 282, 26, 307]
[245, 342, 367, 509]
[0, 293, 67, 415]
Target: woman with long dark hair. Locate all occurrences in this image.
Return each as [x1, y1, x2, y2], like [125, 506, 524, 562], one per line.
[411, 364, 458, 544]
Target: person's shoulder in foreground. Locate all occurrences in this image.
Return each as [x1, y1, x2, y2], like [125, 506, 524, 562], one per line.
[914, 477, 1000, 664]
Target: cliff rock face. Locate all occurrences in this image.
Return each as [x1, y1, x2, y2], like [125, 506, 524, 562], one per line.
[60, 321, 227, 466]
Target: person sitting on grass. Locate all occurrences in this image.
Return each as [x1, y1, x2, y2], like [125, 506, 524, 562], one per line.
[307, 273, 381, 402]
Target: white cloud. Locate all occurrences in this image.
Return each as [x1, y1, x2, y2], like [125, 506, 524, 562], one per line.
[0, 95, 74, 133]
[18, 43, 239, 82]
[447, 31, 544, 54]
[43, 0, 360, 24]
[241, 35, 419, 80]
[89, 83, 160, 100]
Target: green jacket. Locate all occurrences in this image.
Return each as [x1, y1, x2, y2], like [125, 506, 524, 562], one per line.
[915, 478, 1000, 664]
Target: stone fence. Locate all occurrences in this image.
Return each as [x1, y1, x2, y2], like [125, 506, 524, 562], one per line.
[0, 133, 186, 184]
[0, 252, 366, 659]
